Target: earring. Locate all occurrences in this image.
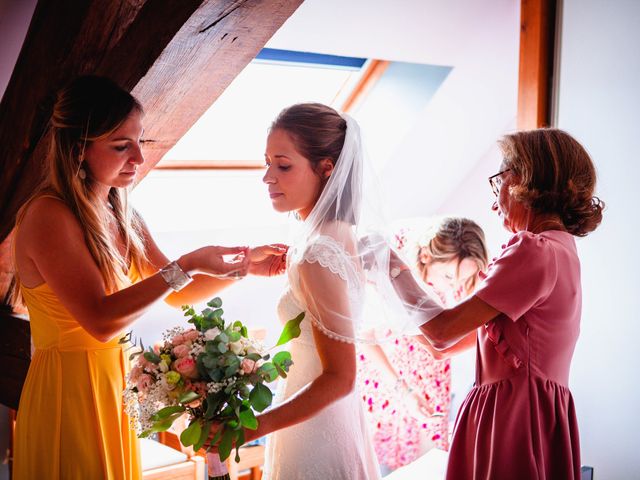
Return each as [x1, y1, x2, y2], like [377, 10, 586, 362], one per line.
[77, 161, 87, 180]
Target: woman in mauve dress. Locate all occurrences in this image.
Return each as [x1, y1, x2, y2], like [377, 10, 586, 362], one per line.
[389, 128, 604, 479]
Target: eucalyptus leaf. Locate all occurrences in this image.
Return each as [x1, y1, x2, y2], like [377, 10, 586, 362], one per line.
[274, 363, 287, 379]
[147, 412, 184, 434]
[207, 297, 223, 308]
[239, 408, 258, 430]
[151, 405, 185, 421]
[258, 362, 278, 382]
[218, 428, 234, 461]
[143, 350, 161, 364]
[273, 351, 292, 365]
[208, 368, 224, 382]
[235, 429, 246, 462]
[180, 420, 202, 447]
[194, 421, 212, 452]
[225, 363, 239, 377]
[178, 391, 200, 404]
[249, 383, 273, 412]
[275, 312, 305, 346]
[202, 354, 218, 370]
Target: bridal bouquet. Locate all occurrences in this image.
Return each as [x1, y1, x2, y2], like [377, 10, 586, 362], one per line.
[123, 297, 304, 480]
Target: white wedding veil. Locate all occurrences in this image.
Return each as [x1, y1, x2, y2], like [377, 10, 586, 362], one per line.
[284, 110, 442, 344]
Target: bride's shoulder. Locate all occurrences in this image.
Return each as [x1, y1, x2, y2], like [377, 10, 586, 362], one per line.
[314, 221, 357, 256]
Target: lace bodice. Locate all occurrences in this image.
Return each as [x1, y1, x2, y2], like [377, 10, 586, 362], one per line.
[285, 234, 365, 342]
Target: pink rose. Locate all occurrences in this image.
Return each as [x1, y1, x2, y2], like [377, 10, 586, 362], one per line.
[174, 357, 198, 379]
[139, 356, 159, 372]
[172, 333, 186, 346]
[136, 373, 154, 394]
[129, 365, 143, 383]
[183, 329, 200, 342]
[173, 344, 191, 358]
[240, 358, 257, 375]
[153, 342, 162, 355]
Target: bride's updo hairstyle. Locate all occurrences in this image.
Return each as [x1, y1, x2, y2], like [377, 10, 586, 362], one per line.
[499, 128, 604, 236]
[271, 103, 355, 223]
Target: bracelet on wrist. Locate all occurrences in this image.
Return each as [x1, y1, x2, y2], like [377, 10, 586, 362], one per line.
[390, 264, 410, 279]
[160, 260, 192, 291]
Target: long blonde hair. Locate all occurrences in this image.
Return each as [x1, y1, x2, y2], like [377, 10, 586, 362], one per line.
[14, 76, 148, 304]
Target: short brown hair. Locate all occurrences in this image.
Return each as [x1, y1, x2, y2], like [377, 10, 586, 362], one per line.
[499, 128, 604, 236]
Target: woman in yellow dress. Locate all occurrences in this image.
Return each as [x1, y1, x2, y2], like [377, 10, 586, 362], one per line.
[11, 75, 285, 479]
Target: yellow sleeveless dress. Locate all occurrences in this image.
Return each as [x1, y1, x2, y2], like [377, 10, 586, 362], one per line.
[13, 266, 142, 479]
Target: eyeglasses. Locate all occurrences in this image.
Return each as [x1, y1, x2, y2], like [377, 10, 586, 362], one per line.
[488, 169, 511, 196]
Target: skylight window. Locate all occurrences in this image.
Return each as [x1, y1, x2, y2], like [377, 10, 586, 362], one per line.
[159, 49, 368, 166]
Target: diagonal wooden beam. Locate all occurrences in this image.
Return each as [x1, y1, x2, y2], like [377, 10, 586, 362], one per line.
[0, 0, 303, 300]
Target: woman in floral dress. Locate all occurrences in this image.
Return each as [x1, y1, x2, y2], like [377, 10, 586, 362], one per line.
[358, 217, 488, 471]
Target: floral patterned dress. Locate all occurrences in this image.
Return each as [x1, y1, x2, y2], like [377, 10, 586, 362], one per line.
[358, 340, 451, 470]
[357, 229, 451, 471]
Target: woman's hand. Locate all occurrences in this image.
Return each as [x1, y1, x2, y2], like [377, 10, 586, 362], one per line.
[179, 246, 250, 279]
[400, 381, 433, 419]
[248, 244, 288, 277]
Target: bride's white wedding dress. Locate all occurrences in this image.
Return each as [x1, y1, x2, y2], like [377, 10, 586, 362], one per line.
[263, 235, 381, 480]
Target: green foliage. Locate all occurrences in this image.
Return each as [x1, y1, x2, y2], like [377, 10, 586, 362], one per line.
[257, 362, 278, 382]
[178, 391, 200, 405]
[207, 297, 223, 308]
[142, 296, 305, 467]
[180, 420, 202, 447]
[193, 420, 211, 452]
[218, 428, 235, 461]
[151, 405, 185, 421]
[143, 349, 161, 364]
[249, 383, 273, 412]
[275, 312, 305, 346]
[238, 408, 258, 430]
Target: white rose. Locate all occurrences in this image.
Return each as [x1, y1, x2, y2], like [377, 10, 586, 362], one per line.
[229, 341, 244, 355]
[246, 345, 261, 356]
[204, 327, 222, 341]
[159, 360, 169, 373]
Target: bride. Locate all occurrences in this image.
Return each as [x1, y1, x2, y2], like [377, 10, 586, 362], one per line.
[241, 103, 381, 479]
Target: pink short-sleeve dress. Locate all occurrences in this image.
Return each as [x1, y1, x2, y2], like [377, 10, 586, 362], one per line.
[446, 230, 582, 480]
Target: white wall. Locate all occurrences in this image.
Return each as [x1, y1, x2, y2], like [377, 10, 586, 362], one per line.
[556, 1, 640, 478]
